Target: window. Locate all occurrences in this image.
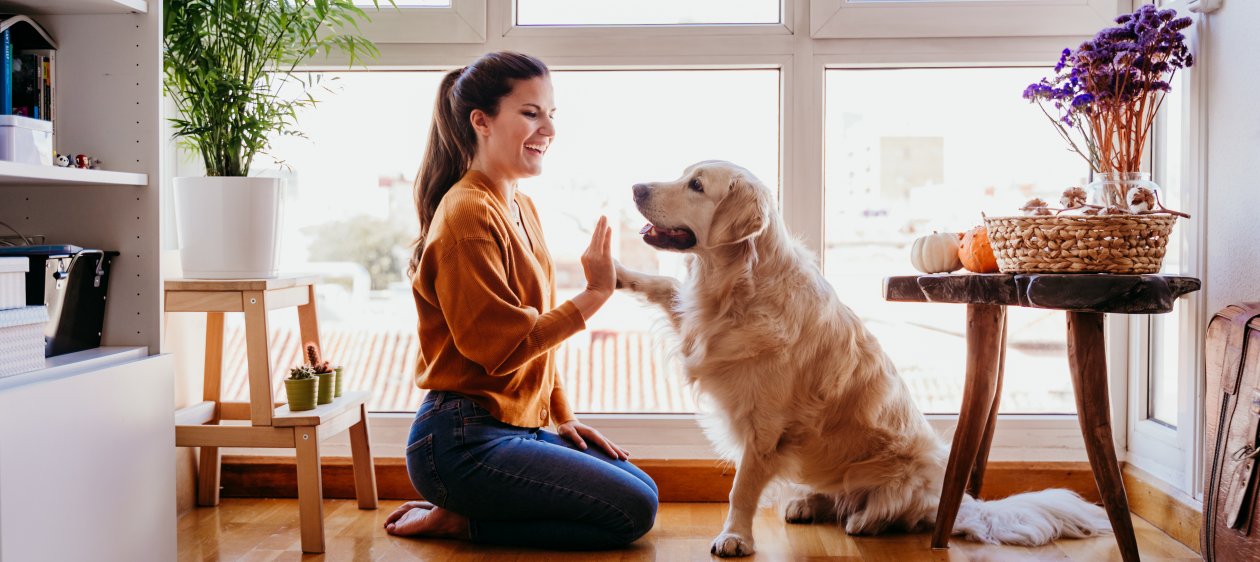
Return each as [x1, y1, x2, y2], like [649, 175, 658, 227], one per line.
[1122, 0, 1208, 496]
[169, 0, 1203, 466]
[516, 0, 781, 26]
[810, 0, 1124, 38]
[529, 69, 780, 413]
[220, 69, 779, 414]
[222, 71, 443, 413]
[824, 67, 1082, 414]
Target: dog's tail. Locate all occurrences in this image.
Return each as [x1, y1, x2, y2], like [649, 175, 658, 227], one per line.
[952, 489, 1112, 546]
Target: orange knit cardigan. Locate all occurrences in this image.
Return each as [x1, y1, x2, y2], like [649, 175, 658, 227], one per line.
[411, 170, 585, 427]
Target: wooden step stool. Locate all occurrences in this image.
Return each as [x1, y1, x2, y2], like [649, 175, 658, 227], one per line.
[167, 276, 378, 553]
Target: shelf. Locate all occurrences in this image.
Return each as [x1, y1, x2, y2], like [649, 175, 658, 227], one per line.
[0, 346, 149, 392]
[0, 0, 146, 15]
[0, 161, 147, 186]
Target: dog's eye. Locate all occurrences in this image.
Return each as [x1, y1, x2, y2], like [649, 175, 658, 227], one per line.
[688, 178, 704, 193]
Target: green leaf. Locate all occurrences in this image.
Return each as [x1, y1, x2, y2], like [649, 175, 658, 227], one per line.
[164, 0, 382, 176]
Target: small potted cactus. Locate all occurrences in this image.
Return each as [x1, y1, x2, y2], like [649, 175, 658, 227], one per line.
[305, 343, 336, 405]
[285, 365, 318, 412]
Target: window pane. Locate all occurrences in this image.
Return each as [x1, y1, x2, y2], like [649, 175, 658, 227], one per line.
[1150, 71, 1186, 426]
[516, 0, 780, 26]
[824, 68, 1082, 414]
[220, 70, 777, 414]
[535, 70, 780, 413]
[215, 72, 441, 413]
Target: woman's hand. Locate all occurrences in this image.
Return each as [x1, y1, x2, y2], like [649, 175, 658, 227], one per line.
[571, 216, 615, 320]
[581, 216, 615, 296]
[557, 419, 629, 461]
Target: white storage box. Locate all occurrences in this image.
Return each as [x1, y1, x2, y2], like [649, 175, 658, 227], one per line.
[0, 306, 47, 378]
[0, 115, 53, 166]
[0, 257, 29, 310]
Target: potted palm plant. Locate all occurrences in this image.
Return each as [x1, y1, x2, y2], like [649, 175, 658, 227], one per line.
[164, 0, 385, 278]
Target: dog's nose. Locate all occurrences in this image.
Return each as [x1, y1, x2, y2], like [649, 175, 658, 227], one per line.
[633, 183, 650, 203]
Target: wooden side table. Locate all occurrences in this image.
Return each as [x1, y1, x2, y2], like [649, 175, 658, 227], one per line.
[884, 273, 1200, 562]
[166, 276, 378, 554]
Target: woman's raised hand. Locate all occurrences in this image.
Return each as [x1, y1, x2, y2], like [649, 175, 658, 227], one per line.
[581, 216, 615, 296]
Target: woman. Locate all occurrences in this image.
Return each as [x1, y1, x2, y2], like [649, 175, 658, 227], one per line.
[384, 51, 659, 549]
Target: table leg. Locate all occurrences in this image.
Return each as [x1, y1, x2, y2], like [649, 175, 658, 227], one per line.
[932, 303, 1006, 549]
[297, 284, 321, 357]
[968, 312, 1008, 498]
[1067, 311, 1139, 562]
[198, 311, 225, 507]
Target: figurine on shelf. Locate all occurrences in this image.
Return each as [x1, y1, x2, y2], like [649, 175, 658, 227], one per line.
[54, 153, 72, 167]
[73, 154, 102, 170]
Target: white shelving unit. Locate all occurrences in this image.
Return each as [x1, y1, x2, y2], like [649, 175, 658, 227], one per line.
[0, 160, 147, 186]
[0, 1, 174, 561]
[0, 0, 146, 16]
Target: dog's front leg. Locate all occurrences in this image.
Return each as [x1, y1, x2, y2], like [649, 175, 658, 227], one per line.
[711, 449, 780, 557]
[615, 262, 683, 331]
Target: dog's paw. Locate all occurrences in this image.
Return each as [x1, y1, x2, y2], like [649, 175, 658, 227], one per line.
[784, 497, 817, 524]
[710, 532, 755, 557]
[614, 261, 638, 291]
[843, 511, 887, 536]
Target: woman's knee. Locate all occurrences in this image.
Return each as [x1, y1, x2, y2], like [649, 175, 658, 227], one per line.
[613, 483, 659, 544]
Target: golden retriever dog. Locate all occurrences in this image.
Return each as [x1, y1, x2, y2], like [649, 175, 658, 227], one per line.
[615, 161, 1111, 557]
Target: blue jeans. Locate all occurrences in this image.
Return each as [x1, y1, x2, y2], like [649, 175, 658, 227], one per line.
[405, 391, 659, 549]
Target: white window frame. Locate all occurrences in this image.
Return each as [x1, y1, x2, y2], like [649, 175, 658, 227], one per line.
[1124, 0, 1212, 499]
[254, 0, 1199, 468]
[809, 0, 1125, 39]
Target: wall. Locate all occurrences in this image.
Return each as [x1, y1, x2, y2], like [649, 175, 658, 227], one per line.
[1204, 1, 1260, 313]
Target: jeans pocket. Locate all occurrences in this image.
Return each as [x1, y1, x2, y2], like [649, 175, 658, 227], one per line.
[404, 434, 448, 505]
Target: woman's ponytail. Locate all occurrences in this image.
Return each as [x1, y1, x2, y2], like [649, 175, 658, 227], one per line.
[407, 52, 550, 278]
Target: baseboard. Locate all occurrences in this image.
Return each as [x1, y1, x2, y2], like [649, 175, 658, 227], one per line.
[1122, 464, 1202, 554]
[212, 456, 1200, 551]
[218, 456, 1100, 503]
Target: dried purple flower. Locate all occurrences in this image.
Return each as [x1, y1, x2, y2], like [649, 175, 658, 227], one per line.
[1024, 5, 1194, 174]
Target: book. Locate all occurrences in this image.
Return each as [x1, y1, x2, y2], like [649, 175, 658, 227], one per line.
[11, 52, 35, 118]
[2, 29, 10, 115]
[19, 48, 53, 125]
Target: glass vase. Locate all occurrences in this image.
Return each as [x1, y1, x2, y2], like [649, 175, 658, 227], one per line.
[1086, 171, 1162, 212]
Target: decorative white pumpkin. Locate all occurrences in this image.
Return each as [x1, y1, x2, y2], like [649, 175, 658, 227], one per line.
[910, 232, 963, 274]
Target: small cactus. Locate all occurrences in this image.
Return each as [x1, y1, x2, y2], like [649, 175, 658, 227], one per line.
[288, 364, 316, 380]
[305, 342, 333, 374]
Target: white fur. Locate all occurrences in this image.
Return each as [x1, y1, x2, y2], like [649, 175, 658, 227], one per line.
[618, 161, 1112, 557]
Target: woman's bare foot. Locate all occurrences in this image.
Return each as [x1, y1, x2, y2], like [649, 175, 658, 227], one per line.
[383, 501, 470, 539]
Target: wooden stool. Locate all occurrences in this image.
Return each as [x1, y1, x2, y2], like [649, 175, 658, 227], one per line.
[885, 273, 1200, 562]
[167, 276, 378, 554]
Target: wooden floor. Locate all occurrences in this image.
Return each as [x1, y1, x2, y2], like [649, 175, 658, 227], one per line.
[178, 499, 1200, 561]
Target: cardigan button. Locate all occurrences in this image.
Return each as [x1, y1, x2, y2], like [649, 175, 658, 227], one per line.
[540, 408, 548, 421]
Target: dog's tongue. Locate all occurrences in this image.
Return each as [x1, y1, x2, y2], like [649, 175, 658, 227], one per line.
[640, 223, 654, 235]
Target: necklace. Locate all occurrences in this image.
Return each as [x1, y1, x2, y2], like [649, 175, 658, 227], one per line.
[511, 201, 524, 227]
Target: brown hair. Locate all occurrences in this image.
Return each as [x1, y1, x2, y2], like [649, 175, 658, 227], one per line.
[407, 51, 550, 277]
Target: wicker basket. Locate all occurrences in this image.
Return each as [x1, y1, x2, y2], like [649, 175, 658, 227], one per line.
[984, 214, 1177, 274]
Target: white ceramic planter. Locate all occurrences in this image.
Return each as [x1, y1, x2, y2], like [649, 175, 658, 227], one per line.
[173, 176, 282, 279]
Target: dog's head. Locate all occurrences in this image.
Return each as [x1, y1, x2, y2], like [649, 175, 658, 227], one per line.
[632, 160, 773, 253]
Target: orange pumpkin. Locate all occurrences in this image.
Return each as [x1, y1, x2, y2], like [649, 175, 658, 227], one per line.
[959, 226, 1000, 273]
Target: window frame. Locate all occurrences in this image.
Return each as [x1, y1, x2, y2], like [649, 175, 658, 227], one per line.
[1124, 0, 1210, 498]
[247, 0, 1205, 468]
[504, 0, 793, 37]
[809, 0, 1126, 39]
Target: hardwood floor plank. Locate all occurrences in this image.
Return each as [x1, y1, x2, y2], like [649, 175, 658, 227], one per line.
[178, 499, 1198, 561]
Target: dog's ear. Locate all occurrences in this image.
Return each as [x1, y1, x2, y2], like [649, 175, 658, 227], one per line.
[708, 175, 769, 248]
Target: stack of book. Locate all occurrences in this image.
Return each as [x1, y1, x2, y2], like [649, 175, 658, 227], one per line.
[0, 15, 56, 136]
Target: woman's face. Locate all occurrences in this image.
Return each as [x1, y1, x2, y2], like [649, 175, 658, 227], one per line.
[473, 75, 556, 182]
